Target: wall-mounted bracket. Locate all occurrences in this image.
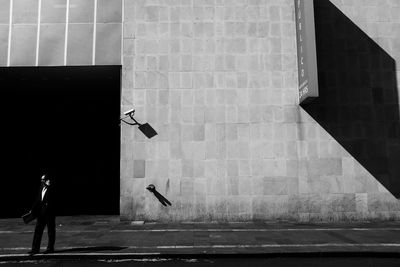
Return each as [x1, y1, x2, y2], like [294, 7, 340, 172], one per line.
[120, 109, 158, 139]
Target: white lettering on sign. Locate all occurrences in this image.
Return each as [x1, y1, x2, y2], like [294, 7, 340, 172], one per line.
[299, 79, 309, 99]
[295, 0, 308, 101]
[299, 85, 309, 99]
[294, 0, 318, 102]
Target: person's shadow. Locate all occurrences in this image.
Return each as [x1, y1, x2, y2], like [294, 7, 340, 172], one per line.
[146, 184, 172, 207]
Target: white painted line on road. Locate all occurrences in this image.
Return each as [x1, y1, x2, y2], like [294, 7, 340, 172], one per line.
[109, 228, 400, 233]
[2, 228, 400, 234]
[0, 252, 161, 258]
[2, 243, 400, 252]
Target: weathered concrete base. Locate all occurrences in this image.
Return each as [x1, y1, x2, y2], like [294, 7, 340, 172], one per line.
[121, 191, 400, 223]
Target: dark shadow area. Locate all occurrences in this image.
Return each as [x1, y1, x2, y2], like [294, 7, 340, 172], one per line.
[146, 185, 172, 207]
[153, 191, 172, 207]
[0, 66, 121, 217]
[56, 246, 127, 253]
[302, 0, 400, 197]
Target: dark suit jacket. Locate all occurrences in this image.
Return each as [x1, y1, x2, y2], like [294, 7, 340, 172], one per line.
[31, 184, 55, 217]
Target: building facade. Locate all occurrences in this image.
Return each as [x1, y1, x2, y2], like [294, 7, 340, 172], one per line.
[120, 0, 400, 222]
[1, 0, 400, 222]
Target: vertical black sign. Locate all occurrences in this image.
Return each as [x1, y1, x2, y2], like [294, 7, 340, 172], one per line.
[294, 0, 319, 103]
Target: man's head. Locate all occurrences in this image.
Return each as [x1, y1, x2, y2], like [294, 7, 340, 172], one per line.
[41, 174, 51, 187]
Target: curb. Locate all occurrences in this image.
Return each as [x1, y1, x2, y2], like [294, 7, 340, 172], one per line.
[2, 251, 400, 262]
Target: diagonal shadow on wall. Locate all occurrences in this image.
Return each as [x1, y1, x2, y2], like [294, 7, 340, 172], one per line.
[301, 0, 400, 198]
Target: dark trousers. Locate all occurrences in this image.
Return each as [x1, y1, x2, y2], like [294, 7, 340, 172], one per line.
[32, 213, 56, 251]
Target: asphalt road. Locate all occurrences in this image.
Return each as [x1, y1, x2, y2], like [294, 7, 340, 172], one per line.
[1, 257, 400, 267]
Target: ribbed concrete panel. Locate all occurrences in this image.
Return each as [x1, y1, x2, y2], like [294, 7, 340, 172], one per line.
[41, 0, 67, 23]
[38, 24, 65, 65]
[69, 0, 94, 23]
[0, 25, 8, 66]
[0, 0, 121, 66]
[67, 23, 93, 65]
[97, 0, 122, 23]
[0, 0, 10, 24]
[12, 0, 38, 24]
[10, 25, 37, 66]
[95, 23, 121, 65]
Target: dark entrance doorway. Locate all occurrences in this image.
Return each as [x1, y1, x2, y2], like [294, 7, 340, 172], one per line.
[0, 66, 120, 218]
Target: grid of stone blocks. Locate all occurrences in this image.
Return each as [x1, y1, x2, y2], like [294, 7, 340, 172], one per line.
[121, 0, 299, 221]
[121, 0, 400, 221]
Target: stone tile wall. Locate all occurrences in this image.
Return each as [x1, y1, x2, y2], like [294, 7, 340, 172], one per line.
[121, 0, 400, 222]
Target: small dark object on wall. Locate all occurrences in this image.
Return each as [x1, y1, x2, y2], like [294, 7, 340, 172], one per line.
[146, 184, 171, 207]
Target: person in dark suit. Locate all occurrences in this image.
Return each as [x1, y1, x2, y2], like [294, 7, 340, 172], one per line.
[28, 174, 56, 255]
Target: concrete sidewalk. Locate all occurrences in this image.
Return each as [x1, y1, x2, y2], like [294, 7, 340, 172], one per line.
[1, 216, 400, 261]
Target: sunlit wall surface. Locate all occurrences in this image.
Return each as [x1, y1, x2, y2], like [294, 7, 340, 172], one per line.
[121, 0, 400, 222]
[0, 0, 122, 66]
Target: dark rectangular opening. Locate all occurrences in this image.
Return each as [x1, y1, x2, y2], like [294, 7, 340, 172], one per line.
[0, 66, 121, 217]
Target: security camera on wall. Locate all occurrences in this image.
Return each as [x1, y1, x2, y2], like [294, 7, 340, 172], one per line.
[123, 109, 135, 116]
[120, 109, 157, 139]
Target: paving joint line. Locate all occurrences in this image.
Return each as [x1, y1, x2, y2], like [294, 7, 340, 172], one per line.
[2, 228, 400, 234]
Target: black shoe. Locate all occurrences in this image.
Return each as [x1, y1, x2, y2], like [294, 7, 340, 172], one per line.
[28, 250, 39, 255]
[43, 248, 54, 254]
